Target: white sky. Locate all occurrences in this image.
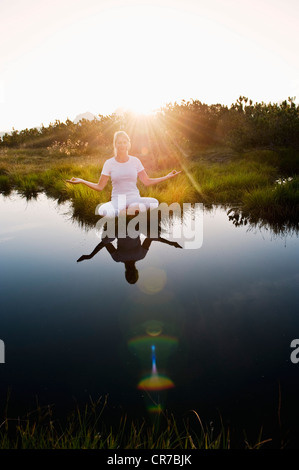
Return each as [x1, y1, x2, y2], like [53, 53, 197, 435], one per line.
[0, 0, 298, 131]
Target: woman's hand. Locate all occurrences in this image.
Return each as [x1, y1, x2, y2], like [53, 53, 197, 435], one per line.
[171, 241, 183, 248]
[77, 255, 90, 262]
[166, 170, 181, 179]
[66, 177, 83, 184]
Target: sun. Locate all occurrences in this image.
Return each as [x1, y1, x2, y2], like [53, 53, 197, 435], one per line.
[128, 104, 156, 117]
[119, 96, 161, 117]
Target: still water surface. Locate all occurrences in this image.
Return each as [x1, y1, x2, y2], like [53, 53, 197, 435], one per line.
[0, 192, 298, 446]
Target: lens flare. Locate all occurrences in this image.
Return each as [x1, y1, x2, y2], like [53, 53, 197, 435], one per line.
[137, 375, 174, 391]
[146, 320, 163, 337]
[128, 335, 178, 353]
[137, 344, 175, 391]
[147, 404, 163, 414]
[152, 344, 157, 373]
[138, 267, 167, 295]
[141, 146, 149, 156]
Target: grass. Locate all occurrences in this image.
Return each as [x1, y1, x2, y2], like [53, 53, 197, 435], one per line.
[189, 159, 276, 203]
[239, 176, 299, 231]
[0, 397, 273, 450]
[0, 145, 298, 229]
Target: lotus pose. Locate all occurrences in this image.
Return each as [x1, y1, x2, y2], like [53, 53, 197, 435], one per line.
[66, 131, 181, 217]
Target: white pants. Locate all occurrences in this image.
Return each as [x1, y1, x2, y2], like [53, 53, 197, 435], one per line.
[98, 195, 159, 217]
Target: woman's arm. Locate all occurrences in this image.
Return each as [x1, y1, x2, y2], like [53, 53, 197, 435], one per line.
[138, 169, 181, 187]
[77, 239, 115, 262]
[142, 237, 182, 250]
[66, 174, 110, 192]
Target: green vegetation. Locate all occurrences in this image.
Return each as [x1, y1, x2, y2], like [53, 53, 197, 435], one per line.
[1, 96, 299, 151]
[0, 145, 297, 230]
[0, 398, 272, 449]
[0, 97, 298, 230]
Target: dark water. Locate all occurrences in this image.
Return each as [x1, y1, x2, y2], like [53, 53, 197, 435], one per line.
[0, 192, 298, 447]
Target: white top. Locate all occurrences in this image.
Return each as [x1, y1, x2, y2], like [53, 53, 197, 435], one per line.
[101, 155, 144, 200]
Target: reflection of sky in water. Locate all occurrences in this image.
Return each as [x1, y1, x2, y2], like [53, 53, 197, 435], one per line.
[0, 193, 298, 441]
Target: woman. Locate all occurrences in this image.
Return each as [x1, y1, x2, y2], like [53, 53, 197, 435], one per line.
[66, 130, 181, 217]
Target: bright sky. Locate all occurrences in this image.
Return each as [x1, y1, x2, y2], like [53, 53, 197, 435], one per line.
[0, 0, 298, 131]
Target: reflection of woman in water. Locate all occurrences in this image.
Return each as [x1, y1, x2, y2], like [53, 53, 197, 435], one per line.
[77, 233, 182, 284]
[66, 131, 181, 216]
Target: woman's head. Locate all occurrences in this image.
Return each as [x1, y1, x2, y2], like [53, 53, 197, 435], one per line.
[124, 261, 139, 284]
[113, 131, 131, 156]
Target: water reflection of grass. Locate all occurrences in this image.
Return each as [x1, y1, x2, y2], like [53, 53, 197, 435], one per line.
[0, 147, 298, 226]
[0, 399, 272, 449]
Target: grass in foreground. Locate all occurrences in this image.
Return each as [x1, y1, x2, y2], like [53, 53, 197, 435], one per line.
[0, 398, 273, 450]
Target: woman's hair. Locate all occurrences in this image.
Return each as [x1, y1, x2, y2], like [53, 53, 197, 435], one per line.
[124, 261, 139, 284]
[113, 131, 131, 155]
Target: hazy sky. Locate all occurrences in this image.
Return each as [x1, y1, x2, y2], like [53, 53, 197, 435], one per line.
[1, 0, 298, 131]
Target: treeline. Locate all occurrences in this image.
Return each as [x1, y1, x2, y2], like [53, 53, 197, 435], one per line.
[160, 96, 299, 149]
[1, 97, 298, 153]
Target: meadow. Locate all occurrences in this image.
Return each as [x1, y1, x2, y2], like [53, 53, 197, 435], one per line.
[1, 97, 298, 230]
[0, 143, 297, 230]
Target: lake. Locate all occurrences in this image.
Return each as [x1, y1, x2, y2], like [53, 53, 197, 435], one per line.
[0, 191, 298, 447]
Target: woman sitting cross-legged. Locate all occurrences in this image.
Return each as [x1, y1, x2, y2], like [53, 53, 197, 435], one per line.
[66, 130, 181, 217]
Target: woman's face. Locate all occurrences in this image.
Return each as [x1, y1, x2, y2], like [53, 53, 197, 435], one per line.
[115, 136, 130, 154]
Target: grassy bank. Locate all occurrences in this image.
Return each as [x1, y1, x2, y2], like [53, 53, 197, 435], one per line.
[0, 146, 298, 228]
